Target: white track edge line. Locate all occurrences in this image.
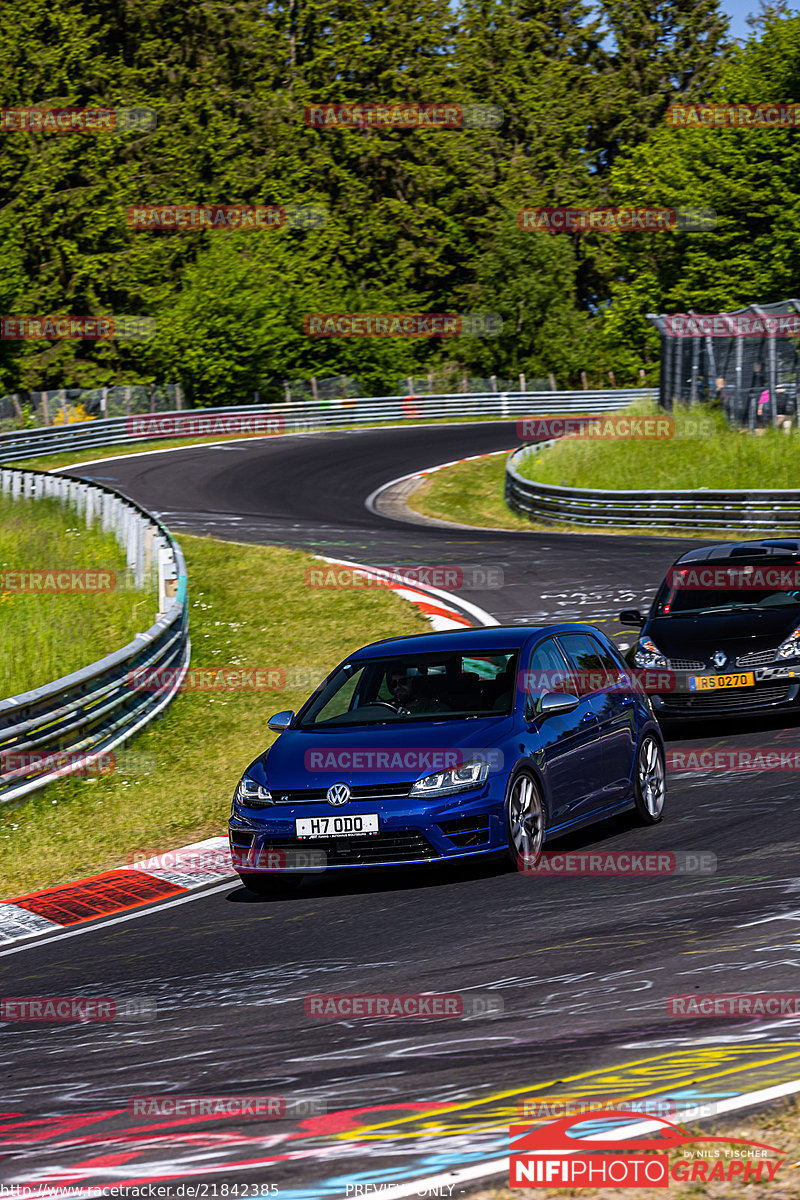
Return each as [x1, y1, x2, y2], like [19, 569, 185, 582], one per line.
[316, 554, 499, 627]
[373, 1077, 800, 1198]
[364, 448, 512, 515]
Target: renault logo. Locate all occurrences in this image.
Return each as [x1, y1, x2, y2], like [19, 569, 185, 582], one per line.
[327, 782, 351, 806]
[713, 650, 727, 669]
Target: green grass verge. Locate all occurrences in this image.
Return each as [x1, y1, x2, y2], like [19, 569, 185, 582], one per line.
[408, 404, 795, 539]
[0, 534, 429, 896]
[407, 453, 534, 531]
[0, 493, 154, 697]
[518, 404, 800, 490]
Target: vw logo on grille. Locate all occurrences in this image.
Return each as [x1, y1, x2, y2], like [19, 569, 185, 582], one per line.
[713, 650, 727, 669]
[327, 782, 351, 806]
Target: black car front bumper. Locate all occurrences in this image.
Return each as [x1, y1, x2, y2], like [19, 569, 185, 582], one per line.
[650, 664, 800, 719]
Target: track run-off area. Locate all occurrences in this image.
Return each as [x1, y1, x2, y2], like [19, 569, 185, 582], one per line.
[4, 421, 800, 1195]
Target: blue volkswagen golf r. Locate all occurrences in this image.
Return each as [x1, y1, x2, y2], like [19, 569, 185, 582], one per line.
[229, 625, 666, 893]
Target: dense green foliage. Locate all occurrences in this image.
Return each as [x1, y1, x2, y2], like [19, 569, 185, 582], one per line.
[1, 0, 794, 403]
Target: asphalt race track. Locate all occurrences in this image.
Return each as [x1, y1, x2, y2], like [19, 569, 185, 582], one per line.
[4, 423, 800, 1195]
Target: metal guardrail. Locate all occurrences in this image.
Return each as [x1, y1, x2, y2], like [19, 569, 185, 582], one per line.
[0, 389, 654, 463]
[0, 469, 189, 802]
[506, 443, 800, 532]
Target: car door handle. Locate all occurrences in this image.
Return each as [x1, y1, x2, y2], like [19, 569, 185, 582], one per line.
[581, 712, 596, 723]
[620, 696, 635, 707]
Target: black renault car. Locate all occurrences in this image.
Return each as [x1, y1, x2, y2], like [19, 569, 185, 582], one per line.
[619, 539, 800, 720]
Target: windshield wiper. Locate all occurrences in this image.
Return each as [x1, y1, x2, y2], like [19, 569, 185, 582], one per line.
[695, 604, 765, 615]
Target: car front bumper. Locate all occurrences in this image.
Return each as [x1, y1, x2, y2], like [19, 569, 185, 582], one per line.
[228, 785, 508, 871]
[648, 663, 800, 719]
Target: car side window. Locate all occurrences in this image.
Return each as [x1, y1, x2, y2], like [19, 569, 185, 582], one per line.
[557, 632, 619, 694]
[588, 634, 630, 680]
[525, 638, 575, 718]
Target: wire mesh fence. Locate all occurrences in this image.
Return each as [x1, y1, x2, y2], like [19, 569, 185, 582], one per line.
[648, 299, 800, 428]
[0, 384, 183, 433]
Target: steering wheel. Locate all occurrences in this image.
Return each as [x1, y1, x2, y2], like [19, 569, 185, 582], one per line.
[369, 701, 402, 713]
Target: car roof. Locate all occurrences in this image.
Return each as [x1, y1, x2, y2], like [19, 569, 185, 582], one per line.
[348, 624, 609, 660]
[674, 539, 800, 565]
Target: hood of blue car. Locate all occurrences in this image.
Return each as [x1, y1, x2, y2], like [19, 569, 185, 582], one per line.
[247, 715, 513, 789]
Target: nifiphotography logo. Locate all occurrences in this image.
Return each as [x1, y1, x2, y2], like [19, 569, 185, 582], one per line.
[509, 1109, 787, 1188]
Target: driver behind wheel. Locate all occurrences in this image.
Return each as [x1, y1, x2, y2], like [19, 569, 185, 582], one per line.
[386, 666, 448, 713]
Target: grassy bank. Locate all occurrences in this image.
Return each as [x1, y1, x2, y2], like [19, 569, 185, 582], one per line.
[408, 405, 793, 536]
[0, 493, 154, 697]
[407, 453, 534, 530]
[518, 405, 800, 490]
[0, 534, 428, 896]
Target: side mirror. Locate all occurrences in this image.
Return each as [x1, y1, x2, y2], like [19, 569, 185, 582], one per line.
[618, 609, 645, 627]
[267, 710, 295, 732]
[535, 691, 580, 718]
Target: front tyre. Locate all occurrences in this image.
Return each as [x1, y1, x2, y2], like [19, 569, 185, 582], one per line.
[506, 769, 545, 871]
[633, 733, 666, 824]
[238, 872, 304, 896]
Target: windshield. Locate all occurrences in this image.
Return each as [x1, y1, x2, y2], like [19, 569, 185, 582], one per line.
[297, 651, 519, 727]
[655, 563, 800, 616]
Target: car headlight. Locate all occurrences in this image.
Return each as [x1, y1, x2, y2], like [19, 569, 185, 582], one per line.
[633, 637, 668, 669]
[234, 775, 274, 807]
[778, 626, 800, 659]
[410, 761, 489, 797]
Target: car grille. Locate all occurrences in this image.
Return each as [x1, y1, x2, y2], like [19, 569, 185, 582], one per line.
[667, 657, 705, 671]
[249, 832, 439, 864]
[660, 686, 793, 711]
[271, 782, 413, 805]
[437, 815, 491, 848]
[736, 649, 779, 667]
